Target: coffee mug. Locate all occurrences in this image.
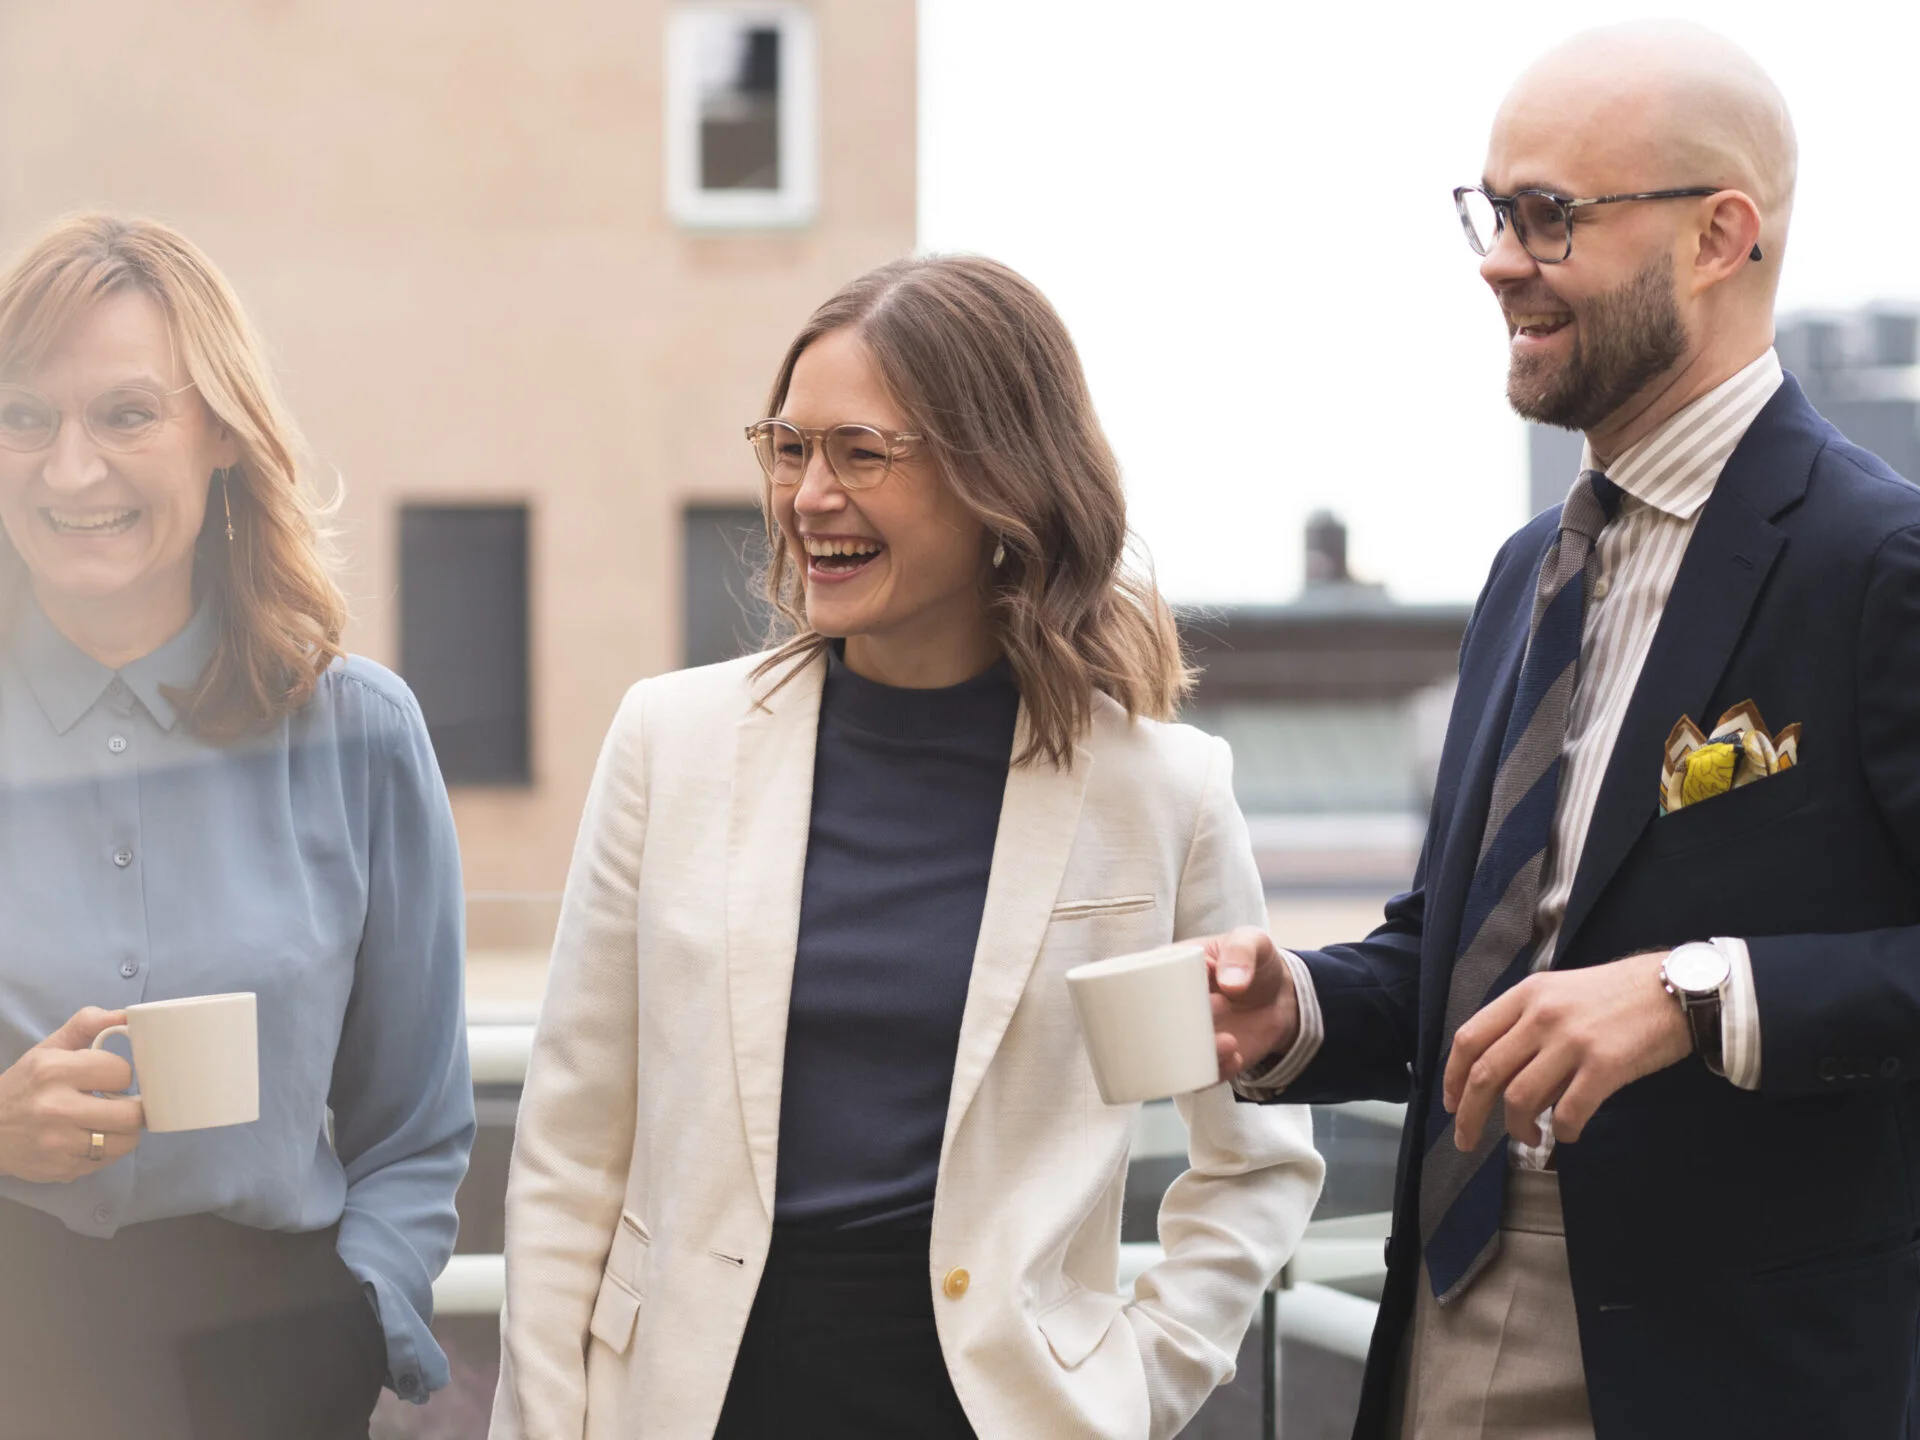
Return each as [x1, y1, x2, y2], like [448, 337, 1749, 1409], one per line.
[90, 992, 260, 1133]
[1066, 942, 1220, 1105]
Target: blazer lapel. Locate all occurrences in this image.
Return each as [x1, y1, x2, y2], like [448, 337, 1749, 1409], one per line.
[1555, 379, 1820, 962]
[1419, 579, 1536, 1064]
[939, 711, 1090, 1164]
[725, 654, 825, 1220]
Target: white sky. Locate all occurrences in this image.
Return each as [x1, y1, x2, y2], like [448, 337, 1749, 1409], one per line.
[917, 1, 1920, 604]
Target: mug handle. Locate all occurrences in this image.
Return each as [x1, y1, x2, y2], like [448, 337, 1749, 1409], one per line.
[89, 1025, 139, 1097]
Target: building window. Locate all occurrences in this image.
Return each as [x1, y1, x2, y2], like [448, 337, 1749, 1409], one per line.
[399, 504, 531, 786]
[665, 4, 818, 229]
[684, 504, 774, 667]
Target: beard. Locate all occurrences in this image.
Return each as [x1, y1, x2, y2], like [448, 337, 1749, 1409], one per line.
[1507, 259, 1687, 432]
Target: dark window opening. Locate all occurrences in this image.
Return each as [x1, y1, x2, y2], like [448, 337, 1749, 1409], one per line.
[698, 23, 781, 190]
[684, 504, 773, 668]
[400, 504, 531, 785]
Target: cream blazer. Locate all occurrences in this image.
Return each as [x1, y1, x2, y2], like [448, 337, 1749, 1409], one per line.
[490, 652, 1324, 1440]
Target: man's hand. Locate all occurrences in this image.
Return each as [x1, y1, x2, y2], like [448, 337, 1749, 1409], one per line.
[1443, 951, 1691, 1148]
[1204, 927, 1301, 1082]
[0, 1008, 145, 1184]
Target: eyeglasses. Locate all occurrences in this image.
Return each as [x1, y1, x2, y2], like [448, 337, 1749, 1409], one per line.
[0, 381, 198, 453]
[745, 419, 922, 490]
[1453, 186, 1762, 266]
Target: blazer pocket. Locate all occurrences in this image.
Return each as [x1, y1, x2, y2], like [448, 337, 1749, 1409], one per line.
[1036, 1284, 1130, 1369]
[1049, 894, 1157, 922]
[1641, 765, 1811, 858]
[588, 1209, 652, 1355]
[589, 1272, 641, 1354]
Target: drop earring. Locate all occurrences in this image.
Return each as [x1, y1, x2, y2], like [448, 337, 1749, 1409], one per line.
[221, 468, 235, 543]
[992, 539, 1006, 569]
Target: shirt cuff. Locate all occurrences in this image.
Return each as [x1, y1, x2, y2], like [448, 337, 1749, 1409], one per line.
[1714, 936, 1762, 1090]
[1230, 948, 1325, 1100]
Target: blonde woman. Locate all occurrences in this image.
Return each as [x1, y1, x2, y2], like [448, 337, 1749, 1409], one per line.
[0, 216, 473, 1439]
[494, 256, 1323, 1439]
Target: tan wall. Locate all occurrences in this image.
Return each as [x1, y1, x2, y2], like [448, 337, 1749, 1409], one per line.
[0, 0, 917, 894]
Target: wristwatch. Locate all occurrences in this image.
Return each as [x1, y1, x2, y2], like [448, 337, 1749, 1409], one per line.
[1661, 941, 1731, 1077]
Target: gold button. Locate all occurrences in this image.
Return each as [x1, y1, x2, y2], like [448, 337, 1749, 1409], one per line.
[942, 1267, 970, 1300]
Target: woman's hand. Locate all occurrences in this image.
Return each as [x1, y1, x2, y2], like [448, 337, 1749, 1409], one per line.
[0, 1008, 145, 1183]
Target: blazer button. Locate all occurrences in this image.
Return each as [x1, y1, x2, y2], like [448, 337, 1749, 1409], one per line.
[1882, 1057, 1903, 1079]
[942, 1268, 970, 1300]
[1816, 1058, 1837, 1083]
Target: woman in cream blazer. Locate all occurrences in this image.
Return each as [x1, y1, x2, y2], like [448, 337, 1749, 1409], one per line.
[493, 257, 1323, 1440]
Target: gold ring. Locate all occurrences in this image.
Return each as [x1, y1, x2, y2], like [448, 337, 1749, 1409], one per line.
[87, 1132, 106, 1163]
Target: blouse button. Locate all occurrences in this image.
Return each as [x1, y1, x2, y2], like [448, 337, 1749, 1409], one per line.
[107, 735, 128, 755]
[1593, 577, 1612, 600]
[942, 1268, 970, 1300]
[112, 848, 133, 868]
[93, 1206, 110, 1226]
[119, 962, 139, 979]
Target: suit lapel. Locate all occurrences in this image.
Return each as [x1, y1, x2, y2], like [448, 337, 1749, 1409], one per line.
[1555, 379, 1820, 962]
[1419, 577, 1536, 1059]
[940, 711, 1090, 1164]
[725, 654, 825, 1220]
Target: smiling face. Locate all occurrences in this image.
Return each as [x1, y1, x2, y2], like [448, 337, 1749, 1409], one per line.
[768, 326, 996, 687]
[1477, 24, 1795, 450]
[0, 288, 235, 627]
[1480, 93, 1695, 434]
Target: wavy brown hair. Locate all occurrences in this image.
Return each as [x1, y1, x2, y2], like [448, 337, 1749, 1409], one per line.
[0, 214, 345, 740]
[754, 255, 1189, 767]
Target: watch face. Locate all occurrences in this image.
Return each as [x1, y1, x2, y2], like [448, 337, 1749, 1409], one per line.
[1667, 944, 1731, 994]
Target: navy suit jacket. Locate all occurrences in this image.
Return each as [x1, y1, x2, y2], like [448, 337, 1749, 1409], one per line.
[1280, 375, 1920, 1439]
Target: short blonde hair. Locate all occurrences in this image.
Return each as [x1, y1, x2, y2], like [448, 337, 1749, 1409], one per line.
[0, 214, 345, 740]
[756, 256, 1189, 768]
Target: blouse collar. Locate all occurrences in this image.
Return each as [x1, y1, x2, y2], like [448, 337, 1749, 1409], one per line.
[13, 595, 219, 735]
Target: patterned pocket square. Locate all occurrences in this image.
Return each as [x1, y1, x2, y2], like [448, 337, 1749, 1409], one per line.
[1659, 700, 1801, 815]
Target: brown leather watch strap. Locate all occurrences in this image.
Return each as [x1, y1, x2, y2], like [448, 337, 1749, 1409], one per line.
[1685, 992, 1725, 1077]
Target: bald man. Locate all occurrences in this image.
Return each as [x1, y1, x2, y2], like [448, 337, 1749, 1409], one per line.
[1205, 22, 1920, 1440]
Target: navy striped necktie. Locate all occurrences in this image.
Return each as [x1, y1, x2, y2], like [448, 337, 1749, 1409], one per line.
[1418, 469, 1624, 1305]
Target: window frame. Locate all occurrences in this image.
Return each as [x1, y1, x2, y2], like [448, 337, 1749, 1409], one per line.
[664, 2, 820, 230]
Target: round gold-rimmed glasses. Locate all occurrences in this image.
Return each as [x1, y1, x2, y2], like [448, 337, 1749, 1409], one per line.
[0, 381, 198, 453]
[745, 418, 922, 491]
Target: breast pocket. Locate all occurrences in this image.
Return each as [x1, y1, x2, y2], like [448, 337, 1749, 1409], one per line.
[587, 1209, 651, 1356]
[1049, 895, 1158, 922]
[1640, 765, 1811, 859]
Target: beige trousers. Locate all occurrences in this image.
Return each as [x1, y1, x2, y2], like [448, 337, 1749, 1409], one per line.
[1390, 1168, 1594, 1440]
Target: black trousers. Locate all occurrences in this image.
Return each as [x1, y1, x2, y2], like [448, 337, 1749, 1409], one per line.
[714, 1222, 977, 1439]
[0, 1197, 387, 1440]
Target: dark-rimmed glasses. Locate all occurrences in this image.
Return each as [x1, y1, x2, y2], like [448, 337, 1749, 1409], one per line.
[1453, 186, 1761, 266]
[0, 381, 199, 453]
[745, 419, 922, 490]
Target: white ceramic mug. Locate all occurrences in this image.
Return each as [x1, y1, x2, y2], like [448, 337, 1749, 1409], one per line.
[1066, 942, 1220, 1105]
[90, 992, 260, 1133]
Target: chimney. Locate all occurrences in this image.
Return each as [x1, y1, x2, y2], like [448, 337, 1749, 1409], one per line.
[1305, 510, 1349, 585]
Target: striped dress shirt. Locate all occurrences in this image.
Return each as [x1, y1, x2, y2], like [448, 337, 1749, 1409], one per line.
[1244, 349, 1785, 1153]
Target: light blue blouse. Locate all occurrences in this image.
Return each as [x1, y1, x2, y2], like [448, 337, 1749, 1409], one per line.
[0, 598, 474, 1402]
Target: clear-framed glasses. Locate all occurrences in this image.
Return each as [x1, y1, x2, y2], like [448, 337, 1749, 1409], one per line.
[0, 381, 198, 453]
[744, 418, 923, 490]
[1453, 185, 1755, 266]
